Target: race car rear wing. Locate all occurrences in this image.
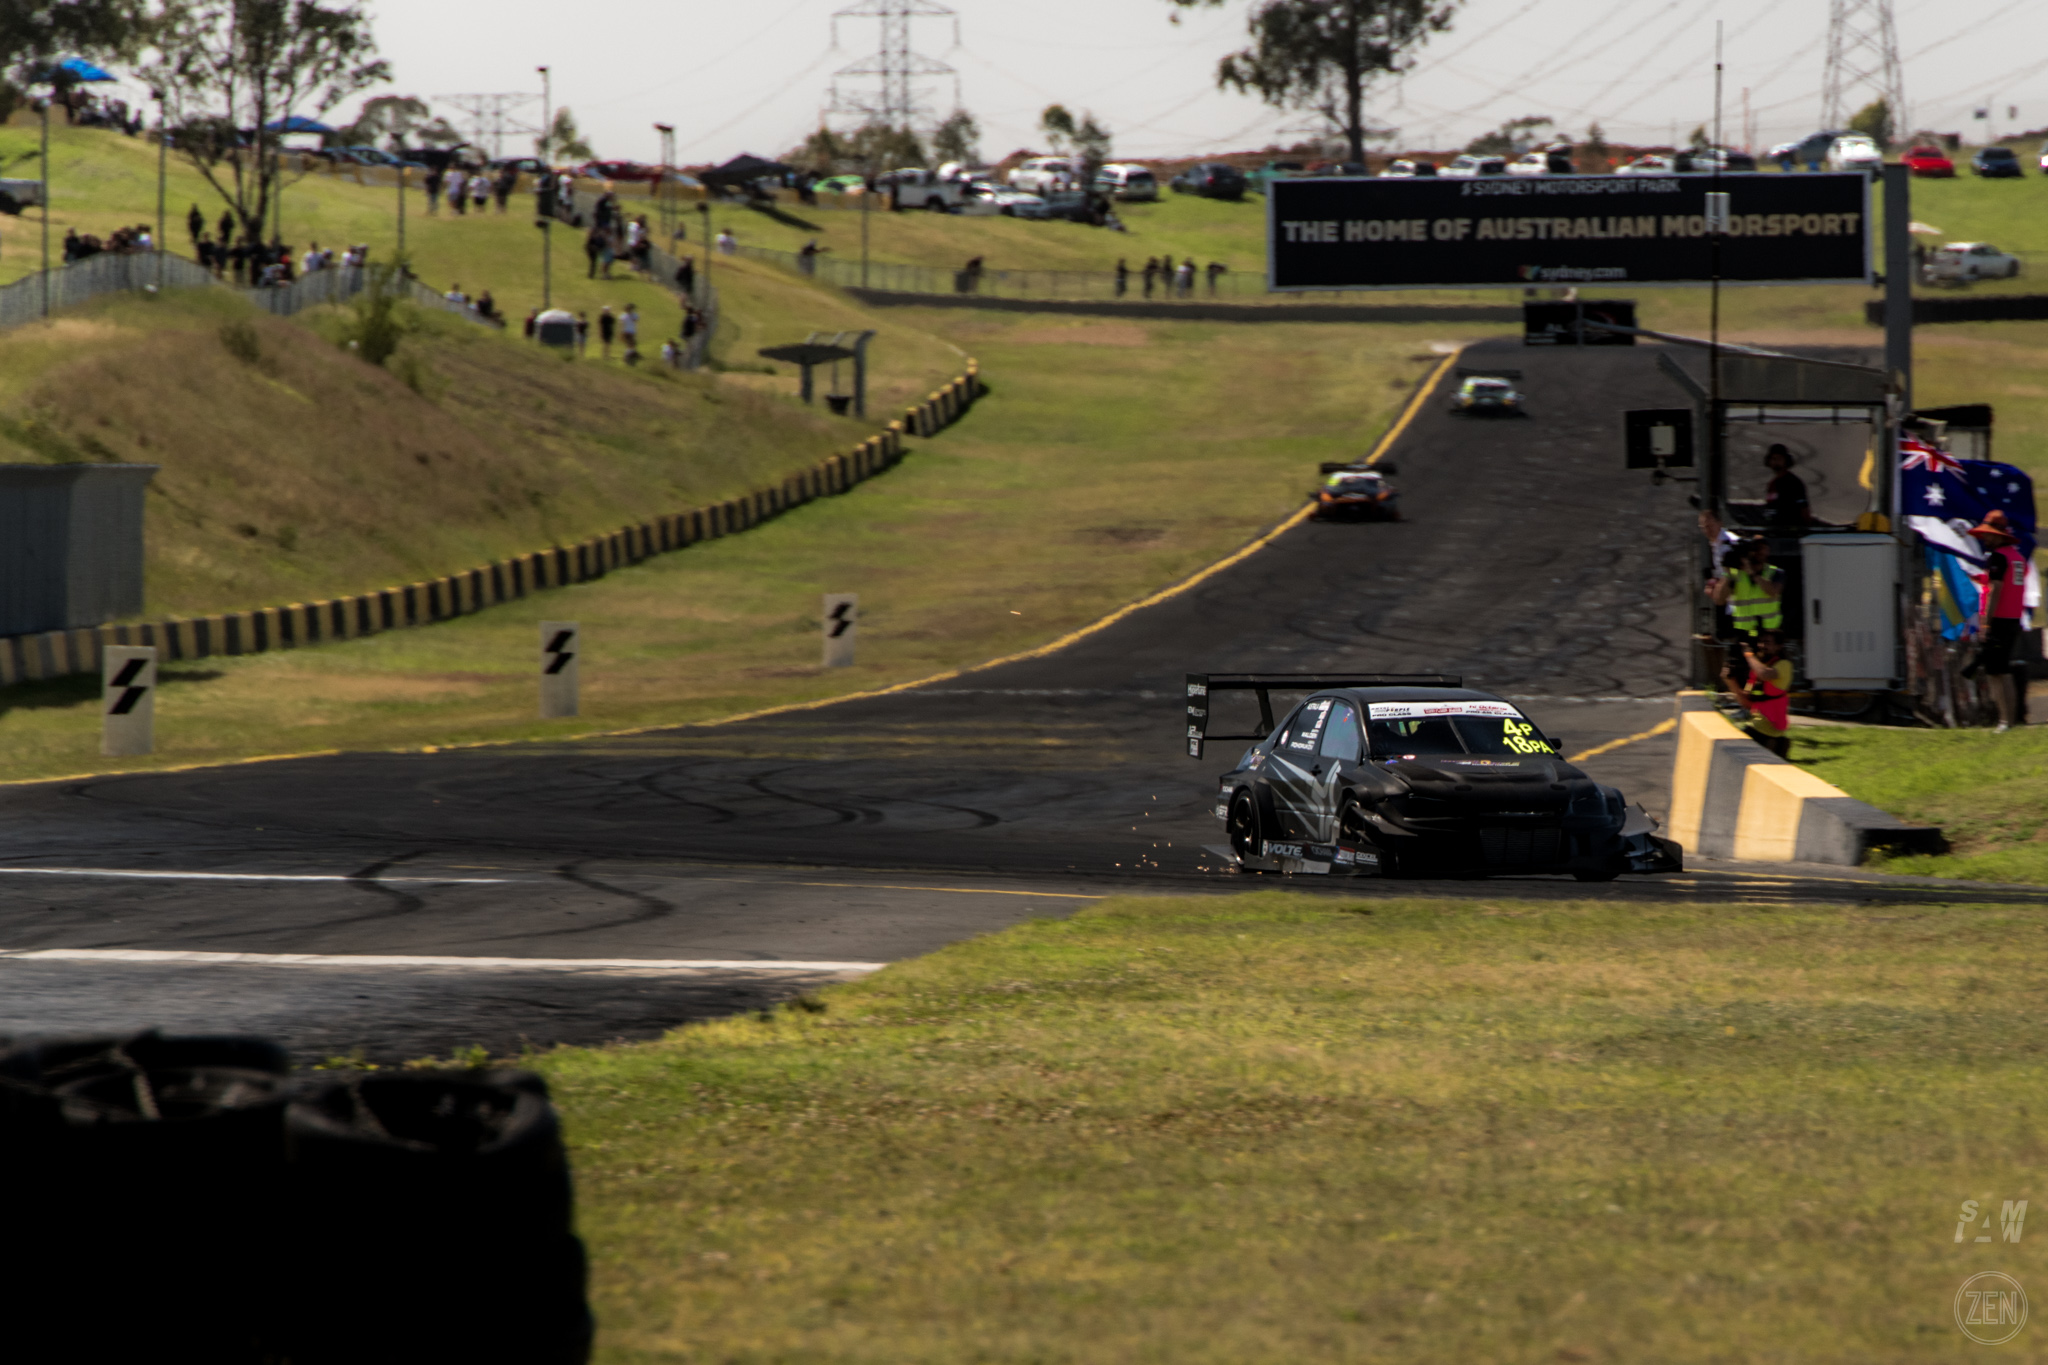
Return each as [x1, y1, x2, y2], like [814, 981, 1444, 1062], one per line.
[1316, 460, 1399, 475]
[1185, 672, 1463, 758]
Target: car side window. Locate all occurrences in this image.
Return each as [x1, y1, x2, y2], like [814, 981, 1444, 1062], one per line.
[1319, 702, 1362, 762]
[1281, 699, 1332, 754]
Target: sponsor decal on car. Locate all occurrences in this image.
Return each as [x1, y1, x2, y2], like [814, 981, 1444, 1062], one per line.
[1262, 841, 1305, 859]
[1368, 700, 1522, 720]
[1334, 847, 1380, 867]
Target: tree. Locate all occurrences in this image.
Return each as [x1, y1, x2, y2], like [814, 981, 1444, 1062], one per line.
[330, 92, 424, 150]
[1580, 120, 1611, 172]
[1072, 111, 1112, 185]
[789, 121, 922, 175]
[0, 0, 152, 75]
[1195, 0, 1457, 164]
[1465, 114, 1552, 156]
[1849, 97, 1892, 148]
[1039, 103, 1074, 153]
[151, 0, 386, 245]
[539, 106, 592, 162]
[931, 107, 979, 165]
[1686, 123, 1709, 150]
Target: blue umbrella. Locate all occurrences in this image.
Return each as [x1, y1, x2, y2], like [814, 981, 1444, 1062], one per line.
[54, 57, 116, 82]
[264, 115, 335, 134]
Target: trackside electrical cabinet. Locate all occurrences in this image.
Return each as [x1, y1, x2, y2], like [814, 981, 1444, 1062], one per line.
[0, 463, 158, 636]
[1802, 533, 1898, 690]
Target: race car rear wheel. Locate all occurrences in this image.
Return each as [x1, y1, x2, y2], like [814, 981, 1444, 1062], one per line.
[1227, 791, 1261, 865]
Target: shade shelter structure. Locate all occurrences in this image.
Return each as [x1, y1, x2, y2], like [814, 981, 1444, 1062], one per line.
[700, 153, 792, 198]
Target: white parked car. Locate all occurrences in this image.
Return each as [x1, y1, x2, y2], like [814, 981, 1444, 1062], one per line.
[1826, 136, 1884, 172]
[1380, 158, 1437, 177]
[956, 182, 1044, 216]
[1093, 163, 1159, 201]
[1008, 156, 1076, 194]
[888, 167, 968, 212]
[1615, 154, 1677, 175]
[1926, 241, 2021, 282]
[1507, 149, 1574, 176]
[1442, 154, 1507, 177]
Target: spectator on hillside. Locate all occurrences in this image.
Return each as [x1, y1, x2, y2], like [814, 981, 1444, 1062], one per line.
[1142, 257, 1159, 298]
[217, 210, 234, 245]
[584, 226, 604, 280]
[716, 228, 736, 255]
[494, 165, 517, 212]
[675, 255, 696, 298]
[682, 306, 702, 341]
[476, 290, 498, 322]
[424, 165, 444, 214]
[1176, 258, 1196, 297]
[598, 305, 616, 358]
[470, 172, 490, 213]
[446, 166, 468, 215]
[661, 337, 681, 368]
[1115, 259, 1128, 297]
[620, 303, 639, 360]
[524, 309, 538, 339]
[575, 312, 590, 354]
[1206, 261, 1227, 295]
[186, 203, 204, 246]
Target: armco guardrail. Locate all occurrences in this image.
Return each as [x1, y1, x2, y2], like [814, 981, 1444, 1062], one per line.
[1666, 691, 1944, 864]
[0, 364, 983, 685]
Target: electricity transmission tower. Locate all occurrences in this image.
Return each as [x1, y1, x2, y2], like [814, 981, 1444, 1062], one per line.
[826, 0, 959, 130]
[439, 92, 543, 159]
[1821, 0, 1905, 133]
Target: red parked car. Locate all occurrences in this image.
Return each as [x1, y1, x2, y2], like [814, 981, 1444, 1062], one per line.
[1902, 145, 1955, 178]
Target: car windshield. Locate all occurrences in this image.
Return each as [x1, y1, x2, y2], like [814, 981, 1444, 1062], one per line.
[1369, 716, 1553, 757]
[1468, 380, 1508, 393]
[1328, 475, 1381, 493]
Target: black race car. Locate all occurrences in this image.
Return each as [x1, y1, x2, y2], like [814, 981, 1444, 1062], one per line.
[1312, 461, 1400, 520]
[1186, 674, 1681, 880]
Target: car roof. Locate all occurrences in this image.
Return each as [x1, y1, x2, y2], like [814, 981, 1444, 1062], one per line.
[1308, 686, 1520, 707]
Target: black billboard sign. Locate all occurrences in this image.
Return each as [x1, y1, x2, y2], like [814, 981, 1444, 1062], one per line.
[1268, 173, 1870, 291]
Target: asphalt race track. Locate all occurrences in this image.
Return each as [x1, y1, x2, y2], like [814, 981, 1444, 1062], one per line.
[1, 338, 2037, 1061]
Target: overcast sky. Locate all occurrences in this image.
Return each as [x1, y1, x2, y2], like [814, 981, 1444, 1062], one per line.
[323, 0, 2048, 165]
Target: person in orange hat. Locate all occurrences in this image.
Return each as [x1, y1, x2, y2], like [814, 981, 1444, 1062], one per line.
[1965, 510, 2027, 732]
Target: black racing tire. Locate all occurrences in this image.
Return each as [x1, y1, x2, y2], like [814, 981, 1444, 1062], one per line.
[1227, 790, 1261, 865]
[927, 197, 948, 213]
[1572, 869, 1621, 882]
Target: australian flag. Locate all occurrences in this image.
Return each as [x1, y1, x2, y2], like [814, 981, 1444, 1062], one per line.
[1901, 435, 2040, 637]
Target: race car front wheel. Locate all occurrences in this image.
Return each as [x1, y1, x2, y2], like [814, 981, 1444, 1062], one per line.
[1228, 791, 1261, 865]
[1337, 797, 1399, 877]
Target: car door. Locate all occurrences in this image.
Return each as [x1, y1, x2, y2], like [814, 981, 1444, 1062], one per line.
[1307, 701, 1365, 842]
[1262, 698, 1333, 839]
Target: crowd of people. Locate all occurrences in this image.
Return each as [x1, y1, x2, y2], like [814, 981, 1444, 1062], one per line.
[422, 163, 519, 216]
[1121, 257, 1228, 298]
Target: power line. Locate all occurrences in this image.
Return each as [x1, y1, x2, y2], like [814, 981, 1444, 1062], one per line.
[1822, 0, 1904, 129]
[438, 92, 541, 160]
[826, 0, 957, 131]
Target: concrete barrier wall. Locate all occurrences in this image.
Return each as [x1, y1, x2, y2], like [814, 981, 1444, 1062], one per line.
[0, 363, 982, 686]
[1668, 691, 1945, 865]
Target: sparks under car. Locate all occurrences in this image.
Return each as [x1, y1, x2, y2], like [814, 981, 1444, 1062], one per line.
[1186, 675, 1682, 880]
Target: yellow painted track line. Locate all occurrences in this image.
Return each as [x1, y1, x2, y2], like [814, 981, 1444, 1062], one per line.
[11, 348, 1466, 784]
[1566, 717, 1676, 764]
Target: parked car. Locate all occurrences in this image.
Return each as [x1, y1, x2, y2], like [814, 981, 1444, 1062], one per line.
[1170, 162, 1247, 199]
[888, 166, 968, 212]
[2039, 140, 2048, 175]
[814, 173, 868, 193]
[1442, 154, 1508, 177]
[1615, 154, 1677, 175]
[1926, 241, 2021, 282]
[957, 181, 1043, 216]
[1788, 129, 1853, 168]
[1093, 163, 1159, 201]
[1902, 145, 1955, 177]
[1009, 188, 1096, 222]
[1825, 135, 1884, 172]
[1972, 146, 2023, 178]
[1008, 156, 1076, 194]
[1245, 159, 1304, 193]
[343, 146, 429, 170]
[1507, 149, 1576, 176]
[576, 160, 663, 183]
[486, 156, 549, 176]
[1380, 158, 1437, 177]
[1685, 146, 1757, 172]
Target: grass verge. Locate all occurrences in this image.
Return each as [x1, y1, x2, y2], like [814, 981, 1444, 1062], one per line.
[1797, 722, 2048, 881]
[536, 890, 2047, 1363]
[0, 312, 1442, 782]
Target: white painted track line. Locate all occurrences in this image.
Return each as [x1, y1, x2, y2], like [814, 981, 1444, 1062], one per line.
[0, 948, 886, 972]
[0, 867, 517, 885]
